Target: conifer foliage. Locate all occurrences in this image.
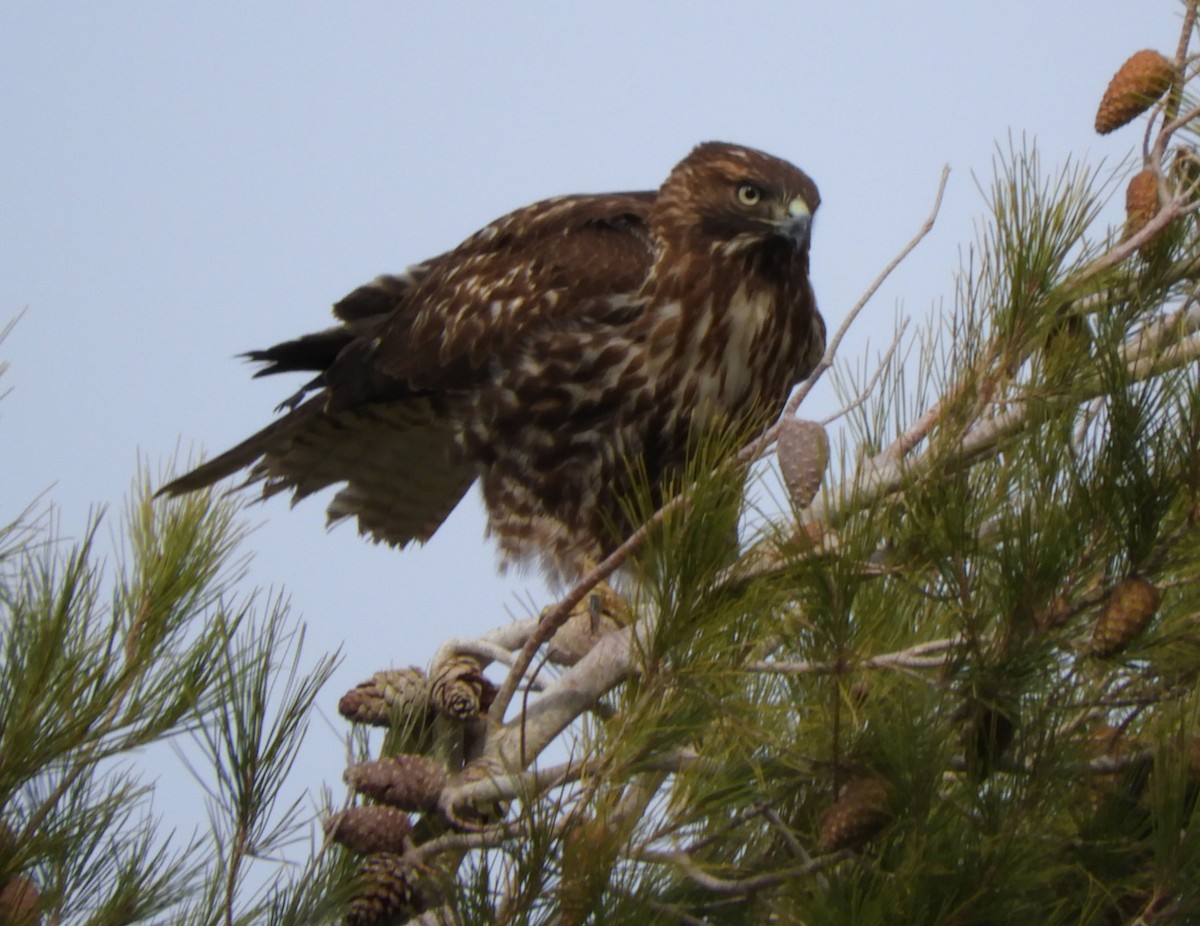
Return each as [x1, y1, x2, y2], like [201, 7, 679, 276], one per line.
[0, 424, 354, 921]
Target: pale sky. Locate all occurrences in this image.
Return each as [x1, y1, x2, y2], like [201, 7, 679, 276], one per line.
[0, 1, 1182, 838]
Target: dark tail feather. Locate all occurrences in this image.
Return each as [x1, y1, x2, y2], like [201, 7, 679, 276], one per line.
[156, 399, 322, 497]
[245, 327, 356, 378]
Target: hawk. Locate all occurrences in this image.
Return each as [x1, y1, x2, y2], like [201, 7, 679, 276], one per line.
[161, 142, 824, 582]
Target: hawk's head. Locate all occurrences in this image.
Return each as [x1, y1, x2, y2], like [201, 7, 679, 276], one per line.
[651, 141, 821, 256]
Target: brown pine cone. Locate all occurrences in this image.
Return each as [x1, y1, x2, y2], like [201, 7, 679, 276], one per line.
[817, 776, 892, 853]
[343, 854, 421, 926]
[339, 668, 432, 728]
[428, 655, 496, 720]
[1089, 576, 1161, 656]
[962, 703, 1017, 778]
[778, 418, 830, 510]
[1033, 593, 1072, 631]
[1095, 50, 1174, 134]
[558, 818, 620, 926]
[1124, 168, 1162, 242]
[325, 805, 413, 856]
[0, 875, 40, 926]
[344, 755, 448, 813]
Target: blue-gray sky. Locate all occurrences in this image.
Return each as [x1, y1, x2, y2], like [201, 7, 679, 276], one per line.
[0, 1, 1182, 828]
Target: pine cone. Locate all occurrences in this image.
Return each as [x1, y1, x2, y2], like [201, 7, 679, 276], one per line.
[428, 655, 496, 720]
[1124, 168, 1162, 242]
[558, 819, 619, 926]
[339, 668, 432, 728]
[1033, 593, 1072, 631]
[344, 755, 448, 813]
[325, 805, 413, 856]
[777, 418, 829, 510]
[817, 776, 892, 853]
[0, 875, 40, 926]
[1089, 575, 1161, 656]
[962, 703, 1017, 778]
[1095, 49, 1174, 134]
[343, 853, 421, 926]
[1171, 146, 1200, 201]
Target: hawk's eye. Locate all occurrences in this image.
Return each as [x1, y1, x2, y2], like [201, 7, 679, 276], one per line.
[736, 183, 763, 207]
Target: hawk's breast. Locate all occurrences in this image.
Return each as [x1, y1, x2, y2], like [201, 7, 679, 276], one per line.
[657, 280, 797, 433]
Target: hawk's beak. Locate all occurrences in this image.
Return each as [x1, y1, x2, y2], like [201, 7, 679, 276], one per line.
[776, 197, 812, 246]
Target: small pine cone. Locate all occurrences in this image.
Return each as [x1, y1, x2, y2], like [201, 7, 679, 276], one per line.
[1089, 575, 1161, 656]
[1124, 168, 1162, 242]
[325, 805, 413, 856]
[428, 655, 496, 720]
[0, 875, 40, 926]
[344, 853, 420, 926]
[778, 418, 830, 510]
[339, 668, 432, 728]
[1171, 147, 1200, 201]
[558, 819, 619, 926]
[962, 703, 1017, 778]
[1034, 593, 1072, 631]
[1095, 49, 1174, 134]
[817, 776, 892, 853]
[344, 755, 448, 813]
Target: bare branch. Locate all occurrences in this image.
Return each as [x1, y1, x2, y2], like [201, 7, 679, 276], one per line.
[637, 848, 851, 896]
[808, 283, 1200, 527]
[820, 316, 911, 428]
[747, 635, 970, 676]
[1071, 195, 1200, 288]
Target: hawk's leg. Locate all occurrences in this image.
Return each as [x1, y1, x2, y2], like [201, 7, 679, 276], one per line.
[544, 568, 633, 665]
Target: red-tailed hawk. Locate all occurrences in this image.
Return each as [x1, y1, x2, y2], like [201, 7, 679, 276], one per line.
[161, 142, 824, 581]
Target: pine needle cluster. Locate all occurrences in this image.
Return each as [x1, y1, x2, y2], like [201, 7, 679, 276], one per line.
[0, 415, 354, 925]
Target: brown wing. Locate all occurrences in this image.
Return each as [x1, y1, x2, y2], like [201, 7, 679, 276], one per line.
[358, 192, 655, 392]
[159, 190, 658, 548]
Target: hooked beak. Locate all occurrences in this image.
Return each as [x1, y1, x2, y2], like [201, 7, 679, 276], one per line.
[775, 196, 812, 246]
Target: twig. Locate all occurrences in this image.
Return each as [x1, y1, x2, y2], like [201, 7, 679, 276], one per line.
[409, 819, 527, 864]
[744, 165, 952, 464]
[439, 756, 589, 809]
[432, 637, 535, 673]
[638, 848, 850, 896]
[747, 635, 969, 676]
[487, 509, 674, 731]
[808, 273, 1200, 527]
[1070, 195, 1200, 288]
[1150, 0, 1197, 164]
[820, 316, 911, 428]
[783, 166, 952, 421]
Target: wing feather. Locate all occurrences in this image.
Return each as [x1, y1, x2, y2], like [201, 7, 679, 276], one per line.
[161, 190, 658, 550]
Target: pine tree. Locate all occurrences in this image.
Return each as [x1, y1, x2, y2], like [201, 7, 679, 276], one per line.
[0, 319, 357, 926]
[324, 5, 1200, 923]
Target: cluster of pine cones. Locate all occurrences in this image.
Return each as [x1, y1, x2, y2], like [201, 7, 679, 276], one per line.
[331, 654, 497, 925]
[1095, 47, 1196, 245]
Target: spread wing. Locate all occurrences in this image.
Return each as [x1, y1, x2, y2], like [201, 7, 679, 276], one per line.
[159, 191, 657, 548]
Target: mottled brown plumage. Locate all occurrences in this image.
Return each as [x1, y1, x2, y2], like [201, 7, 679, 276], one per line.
[161, 142, 824, 581]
